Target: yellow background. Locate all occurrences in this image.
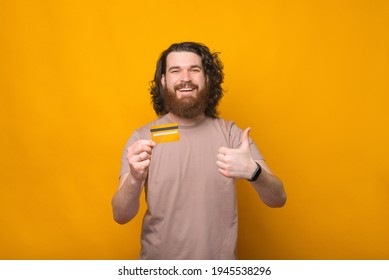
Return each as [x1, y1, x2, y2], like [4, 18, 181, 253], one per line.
[1, 0, 388, 259]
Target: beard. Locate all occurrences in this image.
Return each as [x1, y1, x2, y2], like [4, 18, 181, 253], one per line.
[163, 81, 209, 119]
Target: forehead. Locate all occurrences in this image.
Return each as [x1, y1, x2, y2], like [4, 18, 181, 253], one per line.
[165, 51, 203, 68]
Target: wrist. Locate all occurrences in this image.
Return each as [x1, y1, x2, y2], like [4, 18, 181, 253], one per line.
[129, 172, 145, 187]
[247, 161, 262, 182]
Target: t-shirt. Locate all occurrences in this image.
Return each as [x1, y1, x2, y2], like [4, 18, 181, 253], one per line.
[120, 115, 263, 259]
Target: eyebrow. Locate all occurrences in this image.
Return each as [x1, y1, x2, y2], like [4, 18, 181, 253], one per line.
[167, 64, 203, 72]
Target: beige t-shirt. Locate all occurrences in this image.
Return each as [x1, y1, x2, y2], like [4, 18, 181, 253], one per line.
[120, 116, 263, 259]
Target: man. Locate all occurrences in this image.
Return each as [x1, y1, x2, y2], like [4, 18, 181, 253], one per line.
[112, 42, 286, 260]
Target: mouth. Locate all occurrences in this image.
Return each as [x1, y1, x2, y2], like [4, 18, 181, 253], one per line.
[175, 82, 198, 94]
[178, 87, 195, 92]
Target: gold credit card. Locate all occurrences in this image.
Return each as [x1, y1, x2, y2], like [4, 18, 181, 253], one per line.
[150, 123, 180, 143]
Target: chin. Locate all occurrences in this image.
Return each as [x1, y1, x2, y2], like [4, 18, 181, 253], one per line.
[178, 95, 196, 102]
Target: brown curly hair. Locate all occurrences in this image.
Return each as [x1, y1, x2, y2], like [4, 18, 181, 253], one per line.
[149, 42, 224, 118]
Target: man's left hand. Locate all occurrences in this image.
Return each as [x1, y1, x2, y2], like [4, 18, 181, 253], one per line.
[216, 127, 258, 179]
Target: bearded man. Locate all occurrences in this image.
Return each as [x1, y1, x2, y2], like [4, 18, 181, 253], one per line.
[112, 42, 286, 260]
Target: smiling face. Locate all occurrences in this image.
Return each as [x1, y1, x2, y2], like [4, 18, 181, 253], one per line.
[161, 51, 209, 119]
[162, 51, 207, 99]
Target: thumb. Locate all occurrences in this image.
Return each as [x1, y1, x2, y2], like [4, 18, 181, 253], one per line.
[240, 127, 251, 150]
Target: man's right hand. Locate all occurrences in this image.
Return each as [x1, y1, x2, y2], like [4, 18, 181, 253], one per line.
[126, 140, 156, 182]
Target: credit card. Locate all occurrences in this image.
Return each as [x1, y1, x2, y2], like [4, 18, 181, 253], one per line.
[150, 123, 180, 143]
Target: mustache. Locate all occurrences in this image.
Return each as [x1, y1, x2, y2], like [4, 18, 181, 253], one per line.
[174, 82, 199, 91]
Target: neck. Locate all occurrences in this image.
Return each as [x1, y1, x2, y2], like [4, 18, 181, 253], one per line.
[166, 112, 206, 126]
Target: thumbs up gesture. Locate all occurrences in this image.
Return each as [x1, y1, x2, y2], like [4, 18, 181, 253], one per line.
[216, 128, 259, 179]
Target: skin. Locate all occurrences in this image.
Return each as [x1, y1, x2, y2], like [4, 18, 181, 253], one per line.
[162, 51, 208, 126]
[112, 51, 286, 224]
[216, 127, 287, 208]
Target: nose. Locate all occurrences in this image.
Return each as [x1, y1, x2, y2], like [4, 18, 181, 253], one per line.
[180, 70, 191, 82]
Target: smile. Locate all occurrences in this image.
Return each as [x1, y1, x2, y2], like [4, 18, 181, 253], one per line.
[178, 87, 195, 92]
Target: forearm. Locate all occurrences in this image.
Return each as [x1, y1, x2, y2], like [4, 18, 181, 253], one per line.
[112, 174, 143, 224]
[251, 169, 286, 208]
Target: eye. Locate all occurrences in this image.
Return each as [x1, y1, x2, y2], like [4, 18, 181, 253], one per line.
[191, 68, 201, 73]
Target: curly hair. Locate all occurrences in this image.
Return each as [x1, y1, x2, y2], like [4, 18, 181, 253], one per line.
[149, 42, 224, 118]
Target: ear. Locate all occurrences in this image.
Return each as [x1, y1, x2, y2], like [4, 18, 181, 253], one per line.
[161, 74, 166, 87]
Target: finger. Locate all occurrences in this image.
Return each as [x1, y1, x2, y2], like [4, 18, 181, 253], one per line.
[128, 152, 150, 165]
[240, 127, 251, 150]
[138, 159, 151, 168]
[216, 153, 227, 162]
[218, 168, 233, 178]
[128, 144, 143, 156]
[139, 151, 151, 161]
[137, 139, 156, 147]
[129, 140, 155, 155]
[132, 159, 151, 171]
[140, 145, 153, 155]
[218, 146, 230, 155]
[128, 154, 141, 165]
[138, 141, 155, 154]
[216, 160, 228, 170]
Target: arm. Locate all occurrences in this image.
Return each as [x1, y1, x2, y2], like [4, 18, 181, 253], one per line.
[216, 127, 286, 208]
[248, 159, 286, 208]
[112, 139, 155, 224]
[112, 172, 143, 224]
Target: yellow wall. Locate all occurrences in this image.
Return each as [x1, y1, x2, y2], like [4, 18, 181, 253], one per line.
[1, 0, 388, 259]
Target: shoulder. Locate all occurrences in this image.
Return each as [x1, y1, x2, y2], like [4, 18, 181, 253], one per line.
[207, 117, 237, 130]
[205, 117, 243, 148]
[122, 116, 168, 148]
[207, 117, 242, 135]
[133, 116, 170, 139]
